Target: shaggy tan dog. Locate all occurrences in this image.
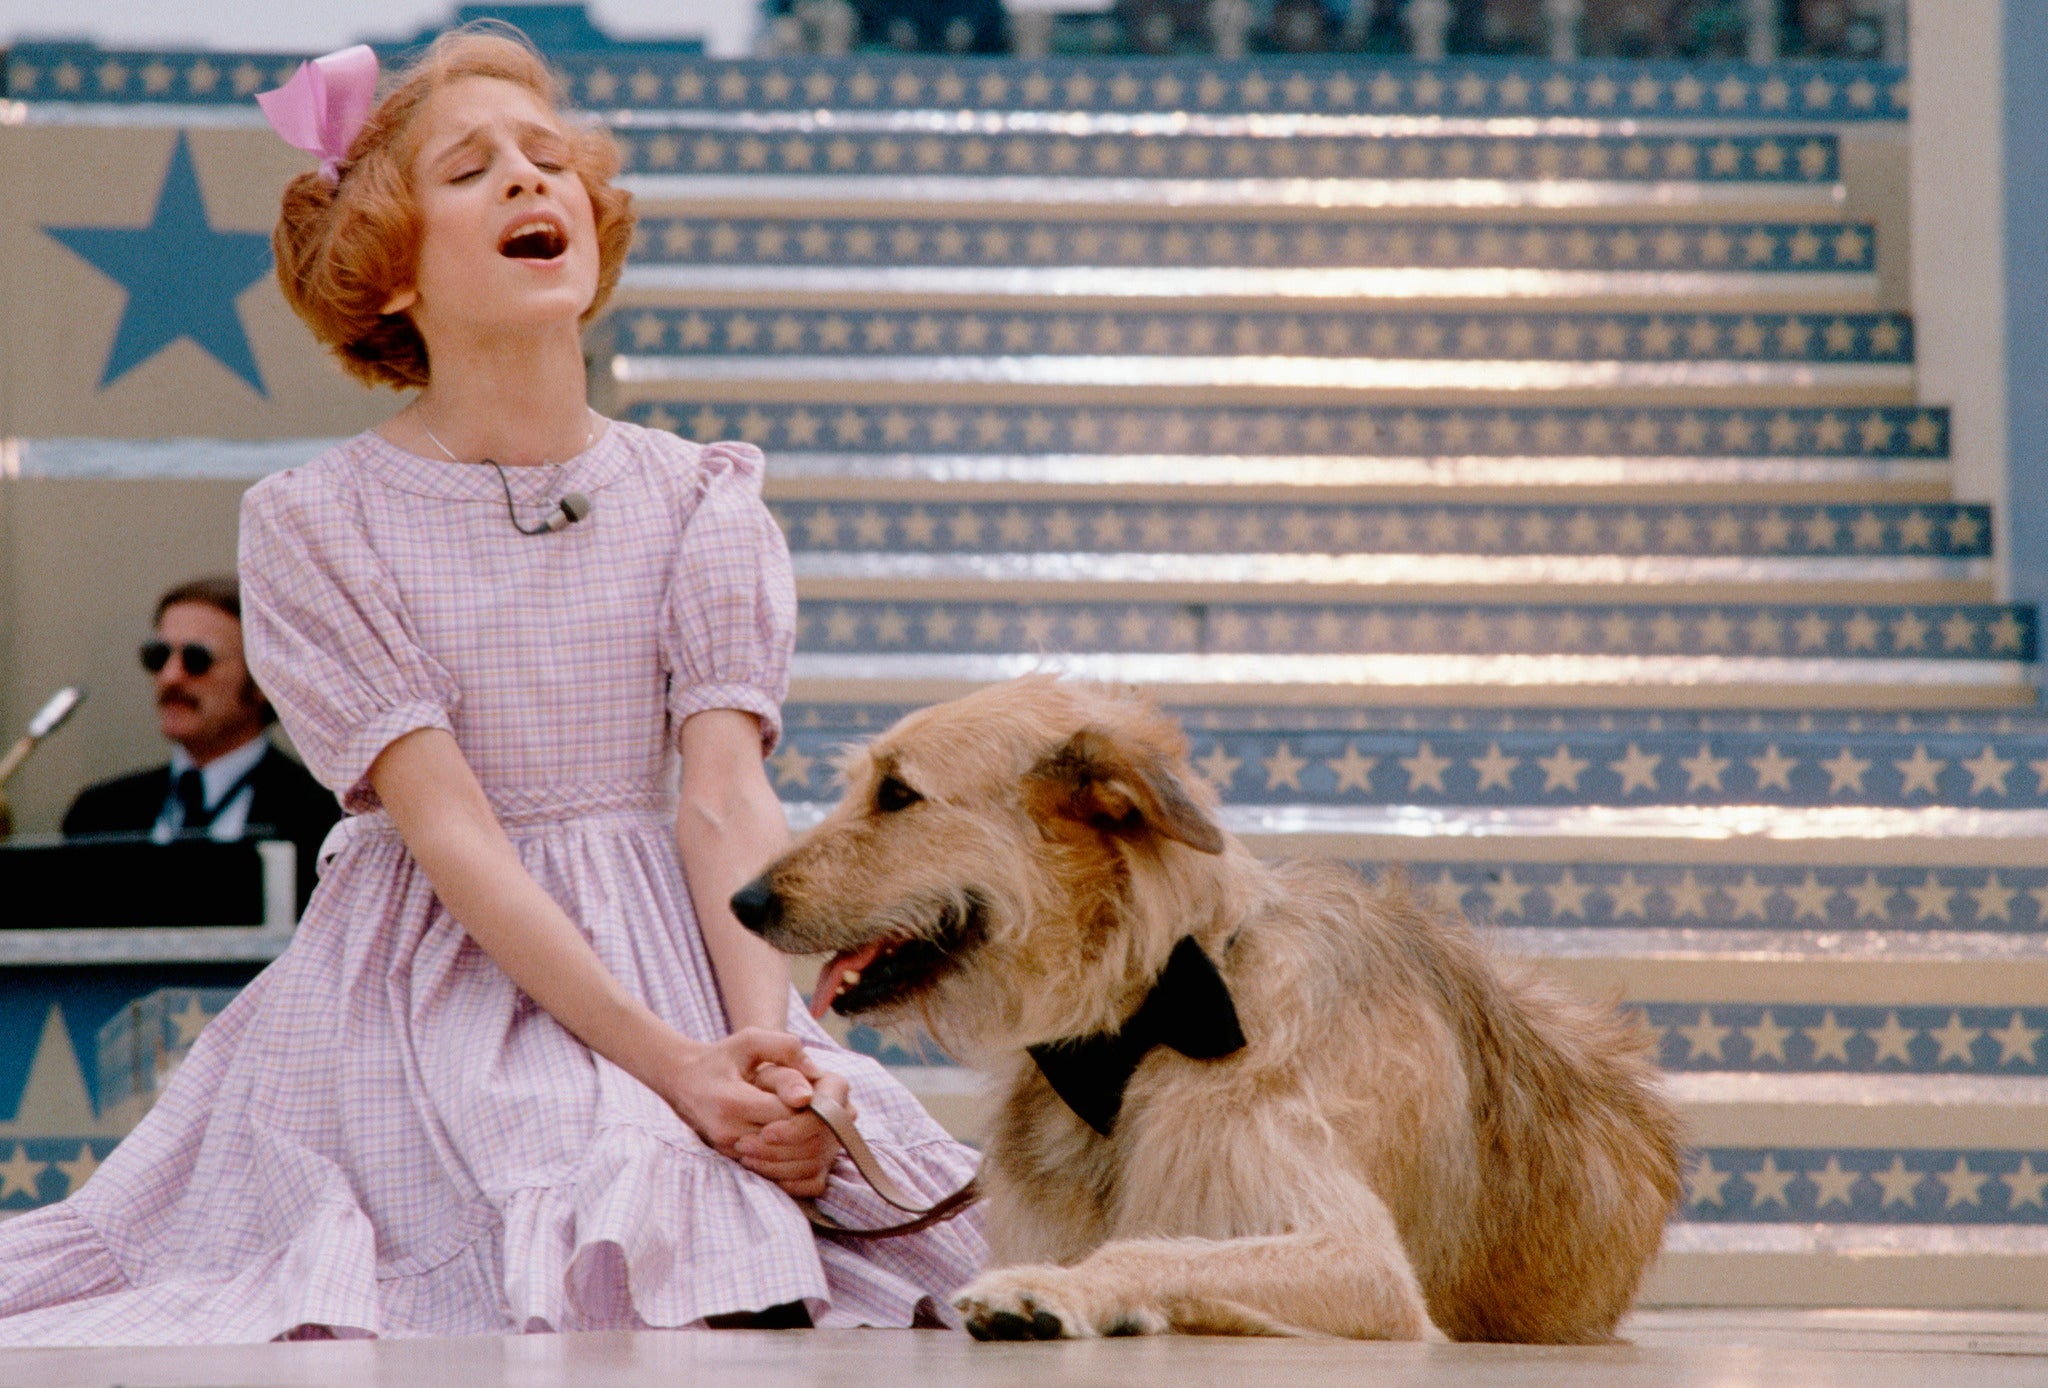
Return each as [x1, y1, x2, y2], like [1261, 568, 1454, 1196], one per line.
[733, 677, 1684, 1343]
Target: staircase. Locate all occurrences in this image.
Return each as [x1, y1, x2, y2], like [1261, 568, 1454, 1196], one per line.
[591, 56, 2047, 1308]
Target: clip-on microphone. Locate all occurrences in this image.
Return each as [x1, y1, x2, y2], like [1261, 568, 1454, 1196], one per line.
[487, 460, 593, 536]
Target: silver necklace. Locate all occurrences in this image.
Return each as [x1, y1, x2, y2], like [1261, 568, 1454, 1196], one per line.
[415, 408, 599, 470]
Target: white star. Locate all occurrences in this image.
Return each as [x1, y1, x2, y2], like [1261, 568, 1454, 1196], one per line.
[1743, 1011, 1792, 1063]
[1606, 871, 1652, 918]
[1400, 742, 1453, 793]
[0, 1145, 47, 1201]
[1723, 872, 1774, 920]
[1846, 872, 1897, 920]
[1261, 742, 1307, 791]
[1665, 871, 1710, 919]
[769, 743, 816, 789]
[1482, 870, 1533, 918]
[1929, 1013, 1983, 1065]
[1867, 1012, 1918, 1064]
[1820, 747, 1872, 793]
[1969, 873, 2018, 923]
[1743, 1153, 1796, 1206]
[1937, 1156, 1989, 1209]
[1804, 1011, 1855, 1064]
[1747, 743, 1799, 792]
[1906, 871, 1956, 922]
[1871, 1155, 1925, 1208]
[1686, 1153, 1731, 1207]
[1679, 743, 1731, 792]
[1326, 744, 1377, 794]
[1989, 1013, 2044, 1066]
[1537, 744, 1590, 792]
[1609, 743, 1662, 794]
[1545, 869, 1592, 918]
[1191, 745, 1242, 792]
[1470, 742, 1520, 792]
[1678, 1009, 1732, 1061]
[1894, 744, 1947, 797]
[1784, 871, 1835, 921]
[1426, 869, 1468, 915]
[1808, 1154, 1860, 1207]
[1961, 745, 2016, 796]
[169, 995, 212, 1048]
[2003, 1157, 2048, 1209]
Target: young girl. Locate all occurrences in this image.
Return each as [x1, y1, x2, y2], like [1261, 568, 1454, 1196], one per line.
[0, 29, 983, 1343]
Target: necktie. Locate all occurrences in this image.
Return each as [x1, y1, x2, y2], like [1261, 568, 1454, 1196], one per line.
[175, 768, 213, 832]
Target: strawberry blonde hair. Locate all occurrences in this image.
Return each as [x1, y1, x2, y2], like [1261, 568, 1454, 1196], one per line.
[271, 25, 635, 390]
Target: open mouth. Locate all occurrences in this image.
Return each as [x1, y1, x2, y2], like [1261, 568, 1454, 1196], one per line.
[499, 216, 567, 261]
[808, 894, 985, 1019]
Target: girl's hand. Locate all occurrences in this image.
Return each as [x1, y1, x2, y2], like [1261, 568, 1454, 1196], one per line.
[736, 1066, 855, 1199]
[653, 1027, 820, 1156]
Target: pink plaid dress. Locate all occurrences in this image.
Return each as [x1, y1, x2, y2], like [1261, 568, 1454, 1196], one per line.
[0, 422, 986, 1345]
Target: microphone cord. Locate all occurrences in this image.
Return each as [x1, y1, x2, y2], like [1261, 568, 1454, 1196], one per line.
[417, 410, 598, 534]
[487, 458, 563, 535]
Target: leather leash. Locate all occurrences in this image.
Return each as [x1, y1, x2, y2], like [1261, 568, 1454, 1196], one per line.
[798, 1093, 982, 1240]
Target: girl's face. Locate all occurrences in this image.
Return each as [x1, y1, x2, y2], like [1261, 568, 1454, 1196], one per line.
[393, 76, 601, 346]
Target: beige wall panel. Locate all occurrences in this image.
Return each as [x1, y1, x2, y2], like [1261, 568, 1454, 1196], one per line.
[0, 477, 259, 836]
[0, 124, 396, 438]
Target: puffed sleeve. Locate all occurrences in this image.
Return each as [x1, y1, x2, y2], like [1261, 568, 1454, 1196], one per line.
[238, 468, 460, 813]
[660, 441, 796, 755]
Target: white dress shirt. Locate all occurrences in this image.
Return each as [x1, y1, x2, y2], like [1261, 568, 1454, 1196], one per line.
[152, 734, 269, 843]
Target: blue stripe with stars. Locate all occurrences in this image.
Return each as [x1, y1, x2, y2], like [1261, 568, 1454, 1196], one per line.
[631, 218, 1880, 272]
[785, 601, 2033, 662]
[2, 50, 1908, 124]
[629, 402, 1950, 457]
[613, 129, 1839, 183]
[619, 310, 1912, 364]
[768, 502, 1985, 557]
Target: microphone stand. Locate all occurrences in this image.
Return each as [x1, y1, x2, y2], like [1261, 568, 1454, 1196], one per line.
[0, 686, 86, 840]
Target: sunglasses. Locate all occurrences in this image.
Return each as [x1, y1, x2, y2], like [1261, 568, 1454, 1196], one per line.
[140, 640, 217, 676]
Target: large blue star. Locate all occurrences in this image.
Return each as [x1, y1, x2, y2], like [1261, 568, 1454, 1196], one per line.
[45, 132, 274, 395]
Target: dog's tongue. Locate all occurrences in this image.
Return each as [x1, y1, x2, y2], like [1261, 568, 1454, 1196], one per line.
[809, 940, 887, 1019]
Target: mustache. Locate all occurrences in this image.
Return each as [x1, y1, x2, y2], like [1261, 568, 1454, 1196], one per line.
[157, 690, 201, 710]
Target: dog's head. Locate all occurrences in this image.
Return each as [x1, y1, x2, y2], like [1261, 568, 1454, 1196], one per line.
[732, 677, 1236, 1057]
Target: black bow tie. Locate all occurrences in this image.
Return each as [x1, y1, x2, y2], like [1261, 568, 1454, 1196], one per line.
[1027, 935, 1246, 1137]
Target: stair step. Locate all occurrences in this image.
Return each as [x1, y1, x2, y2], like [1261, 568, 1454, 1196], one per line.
[611, 308, 1913, 366]
[620, 265, 1879, 315]
[788, 658, 2034, 712]
[626, 402, 1950, 464]
[870, 1064, 2048, 1180]
[611, 355, 1912, 410]
[1647, 1227, 2048, 1311]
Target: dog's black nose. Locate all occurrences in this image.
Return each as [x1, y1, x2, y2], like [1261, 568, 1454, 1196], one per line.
[729, 876, 783, 935]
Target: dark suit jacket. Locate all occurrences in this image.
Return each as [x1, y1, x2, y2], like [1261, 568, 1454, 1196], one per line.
[62, 745, 341, 913]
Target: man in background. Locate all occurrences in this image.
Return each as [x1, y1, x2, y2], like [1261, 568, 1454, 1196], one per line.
[62, 575, 338, 911]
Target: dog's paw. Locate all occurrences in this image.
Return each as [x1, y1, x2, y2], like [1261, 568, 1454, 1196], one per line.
[954, 1267, 1168, 1341]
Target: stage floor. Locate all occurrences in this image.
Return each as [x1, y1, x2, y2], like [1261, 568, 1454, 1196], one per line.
[3, 1311, 2046, 1388]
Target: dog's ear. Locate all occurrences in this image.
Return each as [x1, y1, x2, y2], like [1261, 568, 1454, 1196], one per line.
[1027, 727, 1225, 855]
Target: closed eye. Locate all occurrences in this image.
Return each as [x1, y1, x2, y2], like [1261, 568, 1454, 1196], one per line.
[875, 775, 923, 813]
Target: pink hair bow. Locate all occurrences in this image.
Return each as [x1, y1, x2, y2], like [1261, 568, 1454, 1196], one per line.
[256, 44, 380, 183]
